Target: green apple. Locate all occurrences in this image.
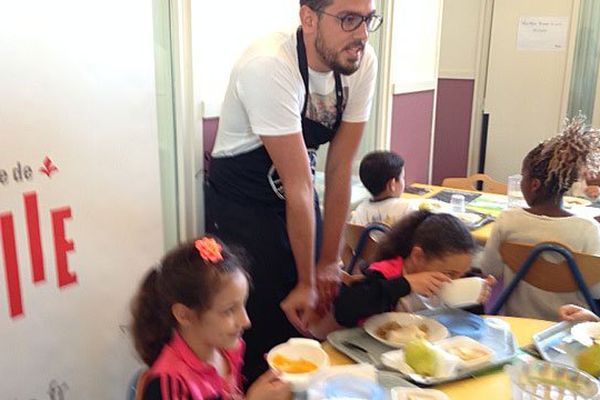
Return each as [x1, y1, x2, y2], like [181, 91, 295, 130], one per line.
[404, 339, 438, 376]
[576, 342, 600, 377]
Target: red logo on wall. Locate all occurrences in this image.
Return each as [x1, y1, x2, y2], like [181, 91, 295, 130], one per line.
[1, 156, 76, 319]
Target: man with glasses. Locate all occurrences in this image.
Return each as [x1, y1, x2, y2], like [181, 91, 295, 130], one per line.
[206, 0, 381, 385]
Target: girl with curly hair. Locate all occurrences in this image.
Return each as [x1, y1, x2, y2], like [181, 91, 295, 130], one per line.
[480, 117, 600, 320]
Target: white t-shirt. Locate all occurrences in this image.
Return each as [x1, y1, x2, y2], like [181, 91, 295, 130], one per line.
[212, 29, 378, 157]
[350, 197, 417, 226]
[479, 207, 600, 320]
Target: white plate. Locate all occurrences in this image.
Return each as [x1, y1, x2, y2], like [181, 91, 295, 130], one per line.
[571, 321, 600, 347]
[436, 336, 494, 369]
[454, 211, 483, 225]
[363, 312, 449, 348]
[391, 387, 449, 400]
[564, 196, 592, 207]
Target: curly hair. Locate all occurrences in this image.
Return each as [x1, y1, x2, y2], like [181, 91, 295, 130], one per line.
[299, 0, 333, 11]
[375, 211, 475, 261]
[130, 237, 248, 366]
[523, 115, 600, 200]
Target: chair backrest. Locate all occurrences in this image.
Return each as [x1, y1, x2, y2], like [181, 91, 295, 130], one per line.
[499, 242, 600, 292]
[441, 173, 507, 194]
[341, 223, 389, 274]
[127, 368, 149, 400]
[490, 241, 600, 315]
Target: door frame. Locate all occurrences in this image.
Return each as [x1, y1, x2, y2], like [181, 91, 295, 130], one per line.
[467, 0, 581, 176]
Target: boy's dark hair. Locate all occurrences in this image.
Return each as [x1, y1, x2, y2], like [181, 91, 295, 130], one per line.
[130, 237, 247, 366]
[375, 211, 475, 261]
[300, 0, 333, 11]
[359, 151, 405, 196]
[523, 116, 600, 202]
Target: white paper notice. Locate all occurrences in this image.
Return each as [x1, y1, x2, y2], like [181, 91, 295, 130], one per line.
[517, 16, 569, 51]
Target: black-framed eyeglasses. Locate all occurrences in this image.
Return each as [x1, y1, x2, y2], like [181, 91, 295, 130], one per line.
[318, 10, 383, 33]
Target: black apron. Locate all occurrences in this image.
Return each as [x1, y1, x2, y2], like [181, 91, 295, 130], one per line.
[205, 27, 345, 386]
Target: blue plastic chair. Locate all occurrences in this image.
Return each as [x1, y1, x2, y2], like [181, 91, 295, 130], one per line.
[342, 222, 390, 274]
[490, 242, 600, 316]
[127, 369, 144, 400]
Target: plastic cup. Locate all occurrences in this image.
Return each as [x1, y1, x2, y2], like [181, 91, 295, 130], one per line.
[507, 174, 524, 208]
[450, 194, 466, 213]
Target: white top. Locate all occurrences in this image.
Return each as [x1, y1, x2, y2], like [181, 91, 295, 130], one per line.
[212, 30, 378, 157]
[350, 197, 417, 226]
[479, 207, 600, 320]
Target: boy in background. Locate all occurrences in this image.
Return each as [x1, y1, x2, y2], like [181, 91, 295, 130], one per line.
[351, 151, 416, 226]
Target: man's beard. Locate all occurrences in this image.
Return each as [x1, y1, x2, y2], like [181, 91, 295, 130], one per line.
[315, 29, 364, 76]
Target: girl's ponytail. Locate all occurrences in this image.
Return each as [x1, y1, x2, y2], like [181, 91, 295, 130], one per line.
[131, 268, 174, 366]
[375, 210, 432, 261]
[375, 210, 474, 261]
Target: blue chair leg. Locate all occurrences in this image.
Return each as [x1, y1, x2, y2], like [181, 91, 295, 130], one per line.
[344, 223, 389, 273]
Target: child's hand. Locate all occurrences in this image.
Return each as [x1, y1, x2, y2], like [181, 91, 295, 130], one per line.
[405, 272, 451, 297]
[246, 370, 291, 400]
[477, 275, 497, 304]
[559, 304, 600, 322]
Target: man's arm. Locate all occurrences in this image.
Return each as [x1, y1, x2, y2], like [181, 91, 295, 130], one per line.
[317, 121, 366, 310]
[261, 133, 317, 332]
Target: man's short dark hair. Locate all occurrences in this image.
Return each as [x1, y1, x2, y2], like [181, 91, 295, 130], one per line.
[300, 0, 334, 12]
[359, 151, 405, 196]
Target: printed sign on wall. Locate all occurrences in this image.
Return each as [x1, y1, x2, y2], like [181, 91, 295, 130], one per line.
[0, 1, 165, 398]
[517, 16, 569, 51]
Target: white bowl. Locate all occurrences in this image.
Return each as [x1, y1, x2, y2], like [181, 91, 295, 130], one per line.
[571, 321, 600, 347]
[439, 277, 485, 308]
[266, 338, 329, 392]
[436, 336, 494, 369]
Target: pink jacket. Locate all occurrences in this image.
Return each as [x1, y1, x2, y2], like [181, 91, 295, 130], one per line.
[147, 330, 244, 399]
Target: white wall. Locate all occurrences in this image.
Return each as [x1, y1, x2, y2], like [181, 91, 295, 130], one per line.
[192, 1, 299, 117]
[0, 1, 164, 398]
[391, 0, 442, 93]
[438, 0, 484, 79]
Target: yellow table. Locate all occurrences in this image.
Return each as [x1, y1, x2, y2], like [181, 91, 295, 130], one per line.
[401, 184, 499, 243]
[401, 183, 600, 243]
[323, 316, 554, 400]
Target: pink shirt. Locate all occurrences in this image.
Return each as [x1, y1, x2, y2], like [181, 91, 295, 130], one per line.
[368, 256, 404, 278]
[147, 330, 244, 399]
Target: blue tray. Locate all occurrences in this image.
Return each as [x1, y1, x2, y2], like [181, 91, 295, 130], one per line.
[328, 309, 518, 386]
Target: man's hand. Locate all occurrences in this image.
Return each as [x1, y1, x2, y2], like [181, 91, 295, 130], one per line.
[404, 272, 451, 297]
[315, 261, 341, 315]
[280, 283, 318, 334]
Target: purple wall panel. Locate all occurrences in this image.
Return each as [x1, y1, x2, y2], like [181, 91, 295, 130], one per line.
[391, 90, 435, 184]
[431, 79, 475, 185]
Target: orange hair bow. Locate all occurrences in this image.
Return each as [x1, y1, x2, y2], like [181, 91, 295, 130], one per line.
[195, 237, 223, 263]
